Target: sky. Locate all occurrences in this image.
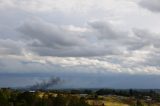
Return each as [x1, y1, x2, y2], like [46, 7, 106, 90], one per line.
[0, 0, 160, 89]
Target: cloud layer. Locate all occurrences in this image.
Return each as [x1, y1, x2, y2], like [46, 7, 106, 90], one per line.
[0, 0, 160, 88]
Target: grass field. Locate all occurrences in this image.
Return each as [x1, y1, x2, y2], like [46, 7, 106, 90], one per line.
[87, 95, 160, 106]
[87, 96, 130, 106]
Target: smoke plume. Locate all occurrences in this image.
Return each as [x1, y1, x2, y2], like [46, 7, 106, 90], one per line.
[28, 77, 63, 90]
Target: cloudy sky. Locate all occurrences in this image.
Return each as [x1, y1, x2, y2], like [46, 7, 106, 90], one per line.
[0, 0, 160, 88]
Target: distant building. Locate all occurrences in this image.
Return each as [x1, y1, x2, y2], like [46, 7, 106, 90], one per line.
[144, 96, 152, 101]
[79, 94, 88, 97]
[29, 90, 35, 93]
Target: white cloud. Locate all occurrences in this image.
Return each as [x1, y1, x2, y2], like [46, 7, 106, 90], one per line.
[0, 0, 109, 12]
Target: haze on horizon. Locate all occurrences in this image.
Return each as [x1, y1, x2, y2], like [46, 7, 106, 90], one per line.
[0, 0, 160, 88]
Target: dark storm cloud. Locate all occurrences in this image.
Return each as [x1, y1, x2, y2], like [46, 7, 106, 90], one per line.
[139, 0, 160, 12]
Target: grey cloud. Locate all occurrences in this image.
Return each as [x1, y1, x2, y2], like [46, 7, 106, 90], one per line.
[0, 39, 24, 55]
[88, 21, 145, 51]
[17, 19, 127, 57]
[18, 19, 87, 47]
[1, 17, 159, 73]
[17, 19, 160, 58]
[89, 21, 128, 40]
[139, 0, 160, 12]
[141, 50, 160, 66]
[133, 28, 160, 48]
[117, 28, 160, 51]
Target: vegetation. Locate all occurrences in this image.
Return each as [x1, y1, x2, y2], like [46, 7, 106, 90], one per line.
[0, 88, 90, 106]
[0, 88, 160, 106]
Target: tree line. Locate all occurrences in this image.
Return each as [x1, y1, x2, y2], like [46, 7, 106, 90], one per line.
[0, 88, 90, 106]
